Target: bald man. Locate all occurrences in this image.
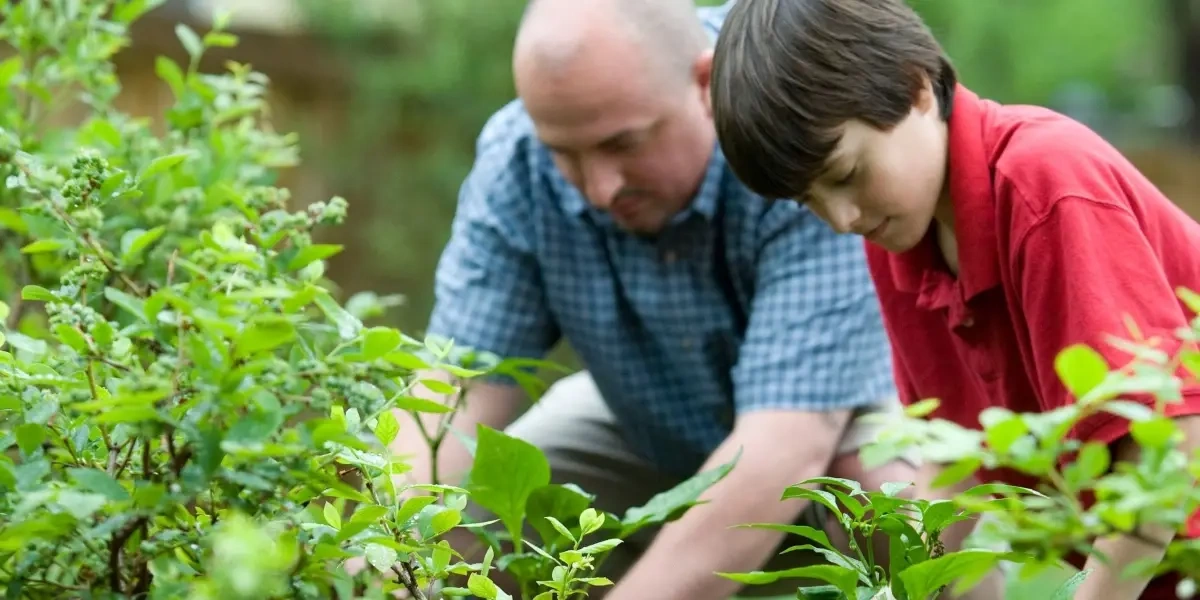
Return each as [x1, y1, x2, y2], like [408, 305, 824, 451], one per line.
[392, 1, 914, 598]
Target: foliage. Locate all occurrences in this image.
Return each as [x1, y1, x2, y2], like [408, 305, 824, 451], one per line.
[0, 2, 731, 599]
[721, 290, 1200, 599]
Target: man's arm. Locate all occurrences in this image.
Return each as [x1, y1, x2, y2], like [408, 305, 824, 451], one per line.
[608, 203, 897, 600]
[607, 409, 851, 600]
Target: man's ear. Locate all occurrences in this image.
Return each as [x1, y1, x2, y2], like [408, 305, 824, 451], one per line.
[694, 48, 714, 116]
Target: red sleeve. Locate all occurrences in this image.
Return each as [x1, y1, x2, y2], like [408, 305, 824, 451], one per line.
[1013, 195, 1200, 446]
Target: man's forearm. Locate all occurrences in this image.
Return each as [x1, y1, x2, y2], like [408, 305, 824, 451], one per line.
[605, 410, 847, 600]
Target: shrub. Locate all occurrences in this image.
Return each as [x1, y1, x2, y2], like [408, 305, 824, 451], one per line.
[0, 3, 731, 599]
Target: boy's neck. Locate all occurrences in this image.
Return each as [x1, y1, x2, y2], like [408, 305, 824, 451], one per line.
[933, 187, 959, 275]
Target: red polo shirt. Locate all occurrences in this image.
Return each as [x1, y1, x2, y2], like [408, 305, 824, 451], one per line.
[866, 84, 1200, 596]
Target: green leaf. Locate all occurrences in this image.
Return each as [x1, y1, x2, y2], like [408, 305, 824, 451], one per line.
[731, 523, 833, 550]
[120, 226, 165, 265]
[931, 457, 982, 489]
[544, 516, 575, 543]
[323, 502, 342, 529]
[114, 0, 166, 23]
[467, 425, 551, 548]
[68, 468, 130, 501]
[364, 543, 398, 572]
[429, 508, 462, 538]
[905, 397, 940, 418]
[467, 573, 505, 600]
[104, 287, 147, 321]
[1054, 344, 1109, 399]
[1131, 416, 1178, 450]
[176, 24, 204, 59]
[579, 508, 604, 536]
[362, 326, 401, 359]
[53, 324, 90, 353]
[576, 538, 622, 555]
[203, 31, 239, 47]
[21, 285, 58, 302]
[526, 484, 594, 547]
[396, 495, 437, 525]
[155, 55, 185, 97]
[421, 378, 459, 396]
[235, 318, 296, 357]
[373, 411, 400, 447]
[287, 244, 343, 271]
[620, 449, 739, 537]
[717, 564, 859, 599]
[20, 239, 64, 254]
[1051, 569, 1091, 600]
[393, 396, 454, 414]
[138, 151, 192, 181]
[15, 423, 45, 455]
[0, 56, 21, 89]
[314, 290, 362, 340]
[897, 549, 1006, 600]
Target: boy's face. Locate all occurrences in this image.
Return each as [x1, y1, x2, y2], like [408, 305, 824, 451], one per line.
[801, 87, 948, 253]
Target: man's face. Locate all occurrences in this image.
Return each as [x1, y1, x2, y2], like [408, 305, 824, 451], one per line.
[801, 90, 948, 253]
[517, 46, 716, 235]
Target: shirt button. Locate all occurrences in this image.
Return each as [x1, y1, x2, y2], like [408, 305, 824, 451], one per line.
[681, 338, 693, 349]
[662, 250, 678, 264]
[961, 317, 975, 327]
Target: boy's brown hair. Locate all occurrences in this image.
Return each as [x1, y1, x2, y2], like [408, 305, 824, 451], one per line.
[710, 0, 958, 200]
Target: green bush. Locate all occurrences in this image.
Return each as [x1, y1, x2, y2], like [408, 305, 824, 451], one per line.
[0, 3, 733, 599]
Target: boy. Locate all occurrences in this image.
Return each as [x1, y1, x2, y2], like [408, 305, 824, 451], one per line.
[707, 0, 1200, 598]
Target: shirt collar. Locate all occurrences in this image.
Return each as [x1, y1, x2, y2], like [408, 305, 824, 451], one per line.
[891, 84, 1001, 301]
[550, 140, 725, 228]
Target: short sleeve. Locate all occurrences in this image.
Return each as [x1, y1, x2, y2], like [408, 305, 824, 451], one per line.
[1013, 195, 1200, 445]
[730, 204, 897, 414]
[425, 140, 560, 369]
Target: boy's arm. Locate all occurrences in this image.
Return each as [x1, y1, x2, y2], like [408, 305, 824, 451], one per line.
[1072, 416, 1200, 600]
[1012, 195, 1200, 598]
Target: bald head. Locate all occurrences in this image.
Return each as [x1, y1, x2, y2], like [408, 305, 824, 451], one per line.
[514, 0, 710, 90]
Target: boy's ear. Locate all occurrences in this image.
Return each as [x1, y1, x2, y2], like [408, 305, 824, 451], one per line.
[695, 48, 714, 116]
[914, 73, 938, 116]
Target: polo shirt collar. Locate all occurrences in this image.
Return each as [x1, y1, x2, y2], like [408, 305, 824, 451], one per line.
[891, 84, 1001, 302]
[553, 140, 724, 227]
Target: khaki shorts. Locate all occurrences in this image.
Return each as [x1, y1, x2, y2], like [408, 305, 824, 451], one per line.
[466, 370, 909, 598]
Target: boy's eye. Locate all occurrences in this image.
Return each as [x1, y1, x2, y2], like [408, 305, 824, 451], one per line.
[833, 166, 856, 186]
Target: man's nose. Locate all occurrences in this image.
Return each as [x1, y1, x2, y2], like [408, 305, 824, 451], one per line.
[581, 159, 623, 209]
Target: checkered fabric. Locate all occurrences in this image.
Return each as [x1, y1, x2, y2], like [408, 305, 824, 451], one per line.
[426, 0, 896, 477]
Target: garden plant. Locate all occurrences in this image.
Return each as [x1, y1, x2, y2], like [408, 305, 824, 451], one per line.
[4, 2, 1200, 600]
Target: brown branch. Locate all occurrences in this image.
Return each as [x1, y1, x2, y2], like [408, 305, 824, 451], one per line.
[391, 562, 428, 600]
[109, 516, 147, 593]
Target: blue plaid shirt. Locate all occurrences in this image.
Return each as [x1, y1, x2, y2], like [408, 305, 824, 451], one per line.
[426, 1, 895, 478]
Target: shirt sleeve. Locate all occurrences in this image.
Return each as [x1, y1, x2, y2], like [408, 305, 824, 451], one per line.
[730, 204, 898, 414]
[1012, 195, 1200, 446]
[425, 141, 560, 372]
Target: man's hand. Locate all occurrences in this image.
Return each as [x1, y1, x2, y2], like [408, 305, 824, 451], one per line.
[1071, 414, 1200, 600]
[602, 408, 855, 600]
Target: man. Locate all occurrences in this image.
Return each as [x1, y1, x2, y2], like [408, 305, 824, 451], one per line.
[392, 0, 913, 597]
